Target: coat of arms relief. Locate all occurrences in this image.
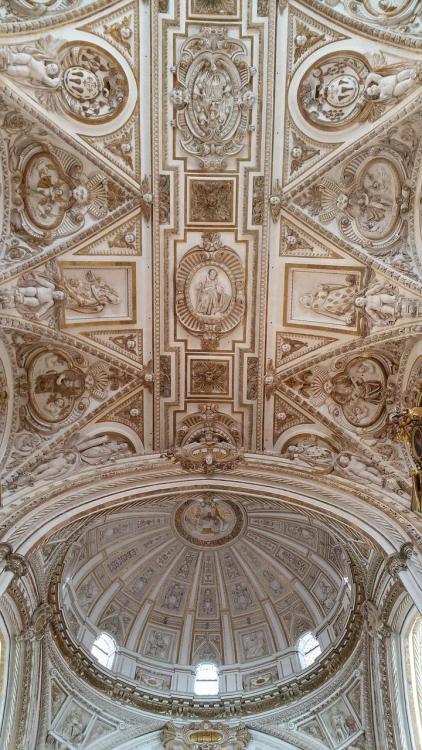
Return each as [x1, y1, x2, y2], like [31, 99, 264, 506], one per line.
[171, 26, 255, 169]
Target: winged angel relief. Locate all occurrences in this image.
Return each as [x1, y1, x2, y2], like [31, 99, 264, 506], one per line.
[171, 27, 255, 169]
[10, 141, 123, 243]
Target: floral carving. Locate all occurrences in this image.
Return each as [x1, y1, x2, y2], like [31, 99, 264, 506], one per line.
[189, 179, 234, 223]
[191, 0, 237, 13]
[171, 27, 255, 169]
[176, 233, 245, 349]
[191, 359, 229, 394]
[159, 175, 170, 224]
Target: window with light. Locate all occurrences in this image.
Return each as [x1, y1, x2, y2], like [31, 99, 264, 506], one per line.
[193, 662, 219, 696]
[407, 614, 422, 747]
[298, 632, 321, 668]
[91, 632, 116, 669]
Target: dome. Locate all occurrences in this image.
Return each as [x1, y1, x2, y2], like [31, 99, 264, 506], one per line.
[60, 492, 354, 697]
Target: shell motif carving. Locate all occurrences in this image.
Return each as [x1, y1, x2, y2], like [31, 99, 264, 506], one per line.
[171, 27, 255, 170]
[175, 233, 245, 350]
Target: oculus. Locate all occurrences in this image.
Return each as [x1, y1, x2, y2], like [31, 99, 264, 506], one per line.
[171, 27, 255, 169]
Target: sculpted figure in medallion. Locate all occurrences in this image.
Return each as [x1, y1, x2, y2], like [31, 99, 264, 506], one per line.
[290, 353, 395, 428]
[176, 233, 245, 349]
[298, 53, 422, 128]
[339, 0, 421, 35]
[195, 268, 231, 316]
[14, 339, 130, 436]
[171, 27, 255, 169]
[0, 39, 127, 123]
[11, 142, 123, 243]
[300, 150, 410, 249]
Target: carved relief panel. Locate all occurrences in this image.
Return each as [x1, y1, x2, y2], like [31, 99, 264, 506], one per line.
[0, 40, 128, 124]
[171, 26, 255, 170]
[175, 232, 245, 350]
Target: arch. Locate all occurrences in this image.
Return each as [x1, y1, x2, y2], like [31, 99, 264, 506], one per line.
[0, 612, 9, 743]
[5, 460, 421, 608]
[407, 614, 422, 748]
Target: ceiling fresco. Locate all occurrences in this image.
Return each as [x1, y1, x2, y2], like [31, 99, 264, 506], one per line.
[0, 1, 422, 749]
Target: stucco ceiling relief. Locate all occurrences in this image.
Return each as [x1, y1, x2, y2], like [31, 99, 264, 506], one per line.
[0, 1, 421, 749]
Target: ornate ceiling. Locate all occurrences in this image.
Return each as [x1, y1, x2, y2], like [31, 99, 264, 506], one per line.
[0, 0, 422, 496]
[0, 0, 422, 749]
[57, 496, 353, 694]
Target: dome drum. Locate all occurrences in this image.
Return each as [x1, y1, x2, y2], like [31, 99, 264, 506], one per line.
[53, 492, 360, 707]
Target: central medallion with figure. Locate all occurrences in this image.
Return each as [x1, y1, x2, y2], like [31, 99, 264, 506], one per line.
[174, 495, 245, 547]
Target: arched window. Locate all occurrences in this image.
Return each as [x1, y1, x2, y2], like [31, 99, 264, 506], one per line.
[193, 662, 219, 696]
[91, 632, 116, 669]
[407, 614, 422, 747]
[298, 632, 321, 668]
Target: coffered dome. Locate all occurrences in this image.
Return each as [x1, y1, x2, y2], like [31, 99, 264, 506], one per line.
[60, 492, 353, 697]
